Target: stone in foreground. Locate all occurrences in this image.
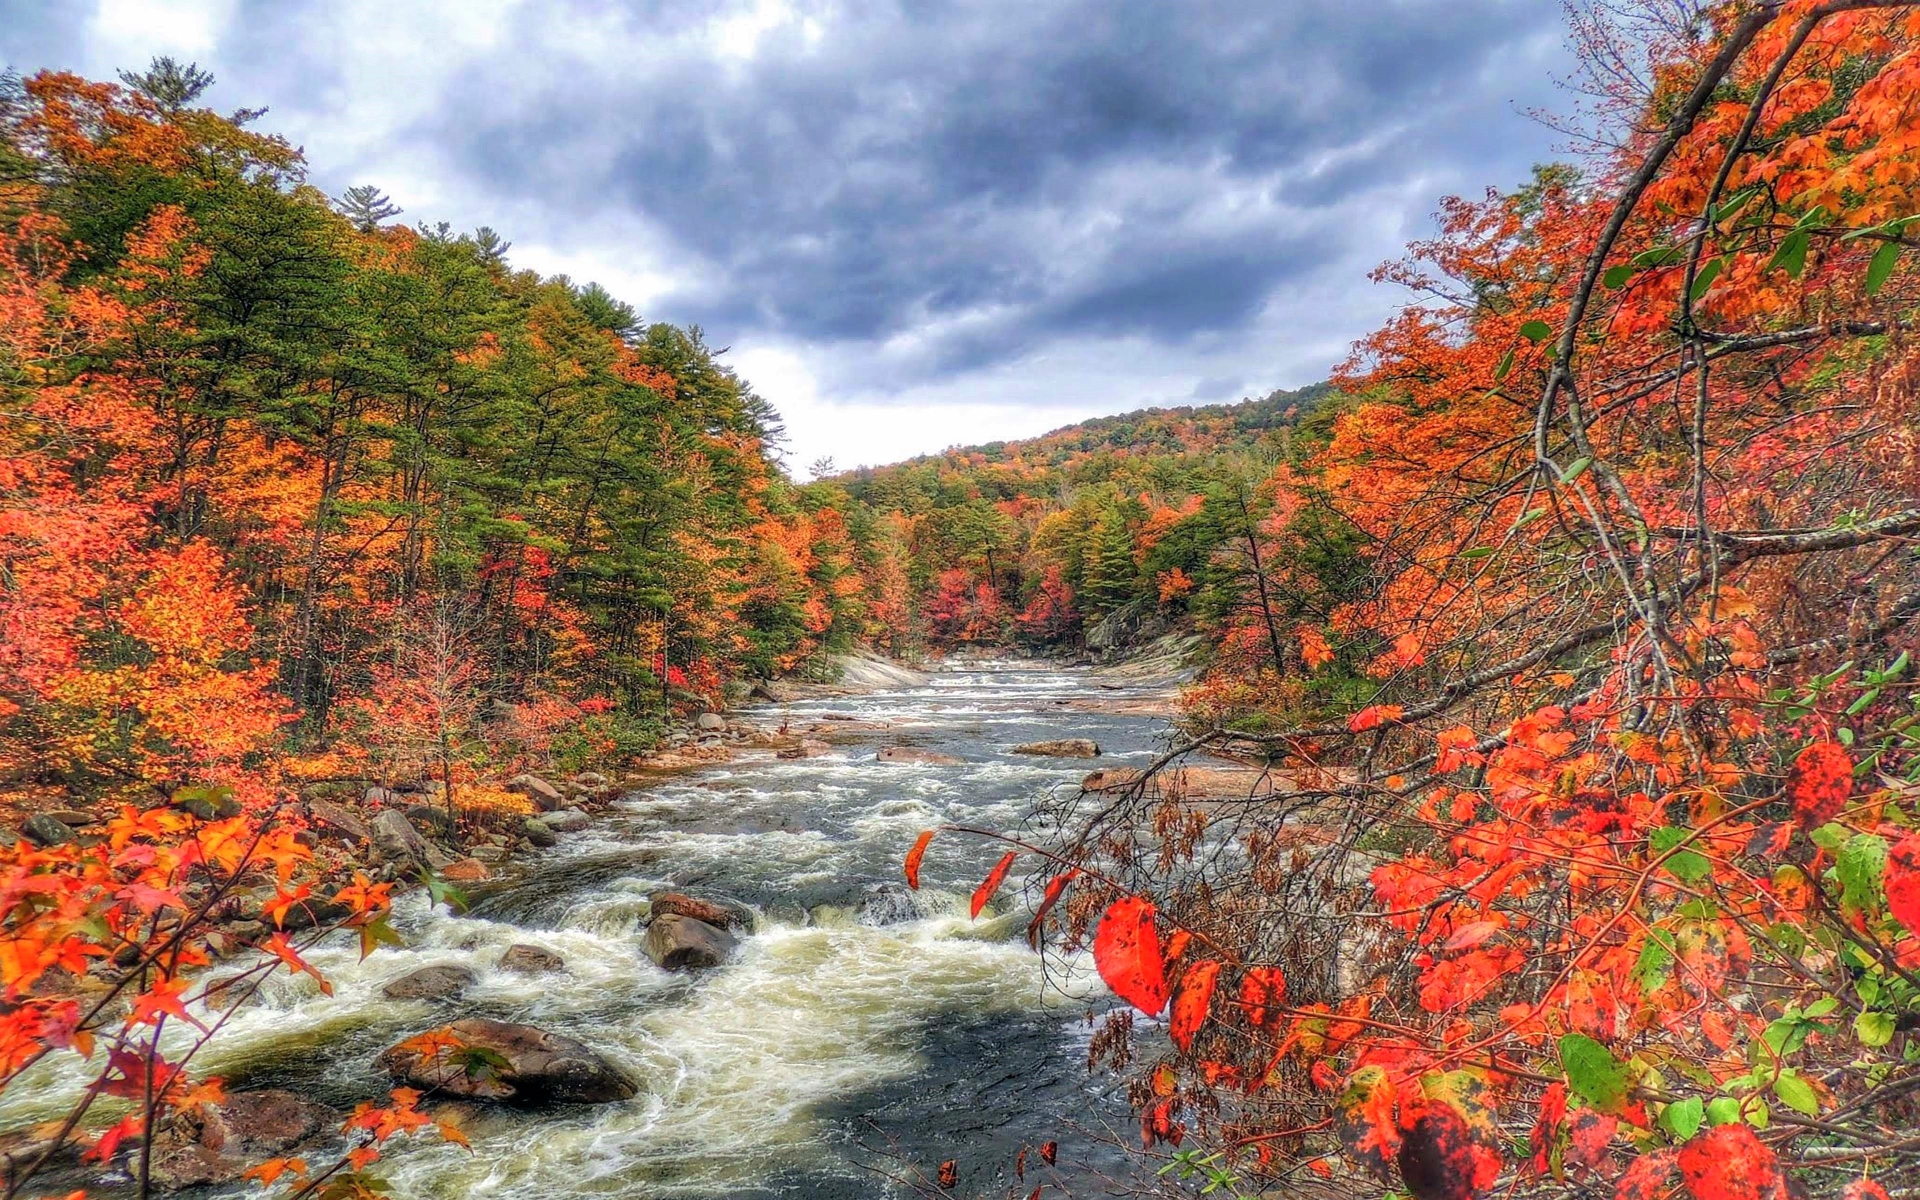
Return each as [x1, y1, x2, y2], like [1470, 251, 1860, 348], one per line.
[379, 1017, 637, 1103]
[382, 964, 478, 1001]
[1012, 738, 1101, 757]
[644, 913, 737, 970]
[499, 943, 565, 974]
[648, 890, 754, 930]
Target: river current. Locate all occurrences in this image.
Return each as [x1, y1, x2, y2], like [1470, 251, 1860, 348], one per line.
[9, 661, 1176, 1198]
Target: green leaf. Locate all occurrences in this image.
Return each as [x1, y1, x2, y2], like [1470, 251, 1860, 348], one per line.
[1494, 348, 1515, 382]
[1650, 826, 1711, 884]
[1632, 245, 1681, 269]
[1712, 187, 1762, 226]
[1867, 240, 1901, 296]
[1636, 929, 1676, 991]
[1519, 320, 1555, 343]
[1770, 229, 1810, 279]
[1837, 833, 1889, 914]
[1705, 1096, 1741, 1127]
[1557, 457, 1592, 485]
[1513, 507, 1547, 530]
[1661, 1096, 1704, 1141]
[1689, 257, 1724, 301]
[1855, 1011, 1896, 1048]
[1603, 264, 1635, 289]
[1559, 1033, 1630, 1113]
[1460, 546, 1495, 560]
[1774, 1071, 1818, 1115]
[1810, 822, 1850, 853]
[1847, 687, 1882, 715]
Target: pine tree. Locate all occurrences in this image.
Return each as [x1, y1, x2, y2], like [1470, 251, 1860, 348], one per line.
[1081, 510, 1137, 616]
[337, 184, 401, 232]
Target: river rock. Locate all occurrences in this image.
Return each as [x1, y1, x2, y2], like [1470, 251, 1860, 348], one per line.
[271, 893, 353, 932]
[506, 773, 565, 811]
[1013, 738, 1101, 757]
[776, 739, 832, 759]
[378, 1018, 637, 1103]
[537, 810, 591, 833]
[1081, 768, 1144, 793]
[148, 1089, 335, 1190]
[441, 857, 490, 883]
[857, 882, 923, 927]
[696, 712, 728, 731]
[648, 891, 753, 930]
[643, 913, 736, 970]
[499, 944, 565, 974]
[365, 786, 403, 806]
[876, 746, 965, 766]
[571, 771, 608, 788]
[19, 813, 75, 846]
[42, 808, 99, 827]
[371, 809, 430, 867]
[521, 817, 557, 848]
[382, 964, 478, 1000]
[306, 798, 369, 843]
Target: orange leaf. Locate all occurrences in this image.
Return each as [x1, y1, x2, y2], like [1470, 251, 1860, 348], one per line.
[1350, 704, 1406, 732]
[1093, 897, 1169, 1016]
[938, 1159, 958, 1189]
[1169, 959, 1220, 1052]
[1677, 1124, 1782, 1200]
[1885, 833, 1920, 936]
[1240, 966, 1287, 1028]
[1026, 869, 1077, 948]
[1788, 740, 1852, 825]
[904, 830, 934, 890]
[971, 851, 1017, 919]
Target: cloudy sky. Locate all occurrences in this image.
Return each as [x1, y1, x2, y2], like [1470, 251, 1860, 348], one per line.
[1, 0, 1575, 471]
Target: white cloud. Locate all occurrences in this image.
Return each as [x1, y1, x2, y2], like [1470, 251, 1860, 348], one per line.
[86, 0, 236, 63]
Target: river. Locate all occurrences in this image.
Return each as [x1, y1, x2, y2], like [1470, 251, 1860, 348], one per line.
[8, 661, 1178, 1199]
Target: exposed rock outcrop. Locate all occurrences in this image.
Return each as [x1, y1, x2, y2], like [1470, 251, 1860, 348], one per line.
[1013, 738, 1100, 757]
[379, 1018, 637, 1103]
[643, 914, 736, 971]
[382, 964, 478, 1001]
[876, 746, 964, 766]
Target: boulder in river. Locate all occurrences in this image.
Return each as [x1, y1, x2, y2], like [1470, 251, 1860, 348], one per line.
[371, 809, 430, 867]
[857, 882, 923, 927]
[441, 857, 490, 883]
[1013, 738, 1100, 757]
[537, 810, 591, 833]
[506, 773, 565, 811]
[696, 712, 728, 731]
[876, 746, 965, 766]
[648, 890, 754, 930]
[148, 1089, 336, 1190]
[383, 964, 478, 1000]
[776, 739, 832, 759]
[499, 944, 565, 974]
[643, 913, 736, 970]
[379, 1017, 637, 1103]
[521, 817, 558, 848]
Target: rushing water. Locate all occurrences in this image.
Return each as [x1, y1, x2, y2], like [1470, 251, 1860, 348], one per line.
[8, 661, 1175, 1199]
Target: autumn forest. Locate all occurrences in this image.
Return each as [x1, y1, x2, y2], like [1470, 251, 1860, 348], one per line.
[11, 2, 1920, 1199]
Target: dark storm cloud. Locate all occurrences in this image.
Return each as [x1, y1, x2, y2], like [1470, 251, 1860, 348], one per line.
[391, 0, 1569, 379]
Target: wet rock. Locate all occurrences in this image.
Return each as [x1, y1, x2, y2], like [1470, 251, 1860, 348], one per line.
[306, 798, 369, 843]
[506, 773, 565, 811]
[270, 893, 352, 932]
[472, 845, 510, 864]
[537, 810, 591, 834]
[379, 1017, 637, 1103]
[1080, 768, 1144, 793]
[521, 818, 557, 848]
[876, 746, 965, 766]
[776, 739, 832, 759]
[371, 809, 430, 867]
[643, 913, 736, 971]
[857, 882, 923, 927]
[382, 964, 478, 1001]
[696, 712, 728, 731]
[499, 944, 565, 974]
[0, 1120, 82, 1188]
[648, 891, 754, 930]
[42, 808, 99, 827]
[20, 813, 75, 846]
[148, 1089, 335, 1190]
[441, 857, 490, 884]
[1013, 738, 1100, 758]
[404, 803, 455, 837]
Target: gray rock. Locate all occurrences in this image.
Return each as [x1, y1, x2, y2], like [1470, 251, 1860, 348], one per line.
[306, 798, 369, 843]
[42, 808, 98, 827]
[776, 739, 832, 759]
[371, 809, 430, 867]
[521, 818, 557, 848]
[506, 773, 565, 811]
[20, 813, 75, 846]
[382, 964, 478, 1000]
[643, 914, 737, 971]
[379, 1017, 637, 1103]
[147, 1089, 335, 1190]
[472, 845, 509, 863]
[648, 891, 755, 930]
[695, 712, 727, 731]
[857, 882, 923, 927]
[365, 786, 403, 806]
[876, 746, 965, 766]
[1012, 738, 1101, 758]
[538, 810, 591, 833]
[499, 944, 565, 974]
[571, 771, 608, 788]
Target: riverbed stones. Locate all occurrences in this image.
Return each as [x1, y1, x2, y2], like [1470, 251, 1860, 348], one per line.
[378, 1018, 637, 1103]
[536, 810, 591, 833]
[857, 882, 922, 927]
[147, 1089, 336, 1190]
[876, 746, 965, 766]
[1013, 738, 1100, 757]
[506, 773, 565, 811]
[371, 809, 430, 867]
[696, 712, 728, 731]
[382, 964, 478, 1000]
[19, 813, 75, 846]
[571, 771, 608, 788]
[499, 943, 565, 973]
[306, 798, 369, 843]
[441, 857, 490, 884]
[776, 738, 832, 759]
[648, 891, 753, 930]
[643, 913, 736, 970]
[521, 817, 558, 848]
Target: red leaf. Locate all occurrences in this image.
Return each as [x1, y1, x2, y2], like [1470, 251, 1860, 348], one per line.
[1040, 1140, 1057, 1166]
[1169, 959, 1221, 1052]
[1336, 1066, 1400, 1182]
[1027, 870, 1077, 948]
[1240, 965, 1287, 1028]
[1788, 740, 1853, 825]
[1093, 897, 1169, 1016]
[1677, 1124, 1783, 1200]
[904, 830, 934, 890]
[1886, 833, 1920, 937]
[971, 851, 1017, 919]
[1566, 1109, 1618, 1174]
[1350, 704, 1406, 732]
[1615, 1150, 1678, 1200]
[1841, 1181, 1891, 1200]
[1398, 1100, 1501, 1200]
[937, 1159, 957, 1189]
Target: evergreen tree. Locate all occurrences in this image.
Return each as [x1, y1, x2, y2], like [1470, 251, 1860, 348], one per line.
[337, 184, 401, 232]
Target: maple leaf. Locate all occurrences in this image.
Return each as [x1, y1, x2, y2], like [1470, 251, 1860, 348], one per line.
[1350, 704, 1406, 732]
[1092, 897, 1169, 1017]
[1884, 833, 1920, 937]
